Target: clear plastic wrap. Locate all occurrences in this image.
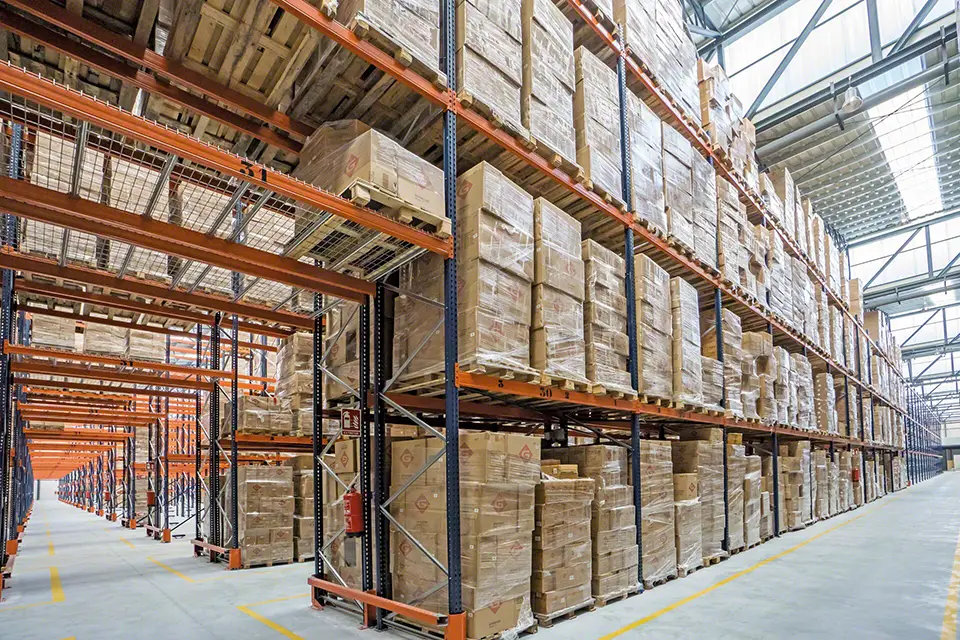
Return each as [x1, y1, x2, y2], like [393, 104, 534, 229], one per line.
[338, 0, 440, 77]
[635, 254, 673, 400]
[744, 456, 762, 547]
[672, 439, 725, 561]
[839, 451, 852, 512]
[663, 125, 696, 252]
[574, 47, 622, 201]
[716, 175, 746, 286]
[30, 313, 76, 351]
[222, 396, 294, 435]
[813, 449, 828, 519]
[626, 91, 666, 234]
[691, 149, 718, 269]
[640, 440, 677, 583]
[125, 328, 166, 362]
[456, 0, 523, 132]
[828, 456, 839, 515]
[225, 465, 295, 566]
[701, 308, 743, 417]
[701, 356, 723, 410]
[809, 211, 826, 276]
[583, 242, 632, 393]
[83, 321, 128, 357]
[726, 444, 746, 549]
[294, 120, 444, 221]
[825, 232, 841, 296]
[814, 373, 837, 434]
[670, 277, 702, 405]
[521, 0, 576, 162]
[674, 498, 702, 575]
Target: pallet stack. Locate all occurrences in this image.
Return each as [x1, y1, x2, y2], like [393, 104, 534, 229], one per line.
[726, 440, 746, 551]
[225, 465, 295, 567]
[583, 240, 633, 395]
[744, 455, 762, 547]
[533, 199, 589, 386]
[671, 276, 702, 406]
[663, 124, 696, 253]
[814, 373, 837, 434]
[574, 47, 623, 203]
[338, 0, 442, 79]
[626, 91, 667, 234]
[673, 470, 702, 577]
[285, 455, 315, 562]
[701, 308, 743, 418]
[30, 314, 76, 351]
[673, 432, 725, 563]
[126, 329, 166, 361]
[277, 333, 314, 436]
[640, 440, 677, 587]
[716, 176, 747, 287]
[636, 255, 673, 401]
[692, 152, 718, 268]
[83, 321, 127, 357]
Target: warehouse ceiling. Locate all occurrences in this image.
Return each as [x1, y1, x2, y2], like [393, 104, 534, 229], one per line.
[691, 0, 960, 422]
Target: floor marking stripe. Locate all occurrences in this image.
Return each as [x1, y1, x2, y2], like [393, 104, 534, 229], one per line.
[599, 499, 895, 640]
[940, 526, 960, 639]
[237, 604, 305, 640]
[120, 538, 135, 549]
[147, 557, 197, 583]
[50, 567, 64, 602]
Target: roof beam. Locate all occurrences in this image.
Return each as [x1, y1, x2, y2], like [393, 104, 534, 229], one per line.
[746, 0, 834, 119]
[699, 0, 805, 55]
[891, 0, 940, 55]
[0, 176, 370, 302]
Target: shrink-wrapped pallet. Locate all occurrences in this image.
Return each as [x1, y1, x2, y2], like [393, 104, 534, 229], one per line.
[225, 465, 295, 566]
[533, 475, 595, 617]
[768, 167, 796, 246]
[83, 321, 128, 357]
[552, 445, 639, 600]
[701, 308, 743, 417]
[395, 163, 534, 379]
[672, 438, 724, 562]
[814, 373, 836, 434]
[221, 396, 294, 436]
[574, 47, 622, 202]
[533, 199, 587, 384]
[635, 254, 672, 400]
[673, 472, 702, 576]
[849, 278, 864, 320]
[663, 124, 695, 252]
[583, 240, 632, 394]
[626, 91, 666, 233]
[716, 175, 746, 286]
[809, 210, 826, 276]
[125, 328, 166, 363]
[522, 0, 576, 163]
[701, 356, 723, 410]
[825, 232, 841, 297]
[456, 0, 523, 132]
[30, 314, 76, 351]
[692, 151, 718, 268]
[277, 333, 314, 433]
[726, 443, 746, 550]
[744, 455, 762, 547]
[640, 440, 677, 584]
[338, 0, 441, 78]
[670, 277, 702, 406]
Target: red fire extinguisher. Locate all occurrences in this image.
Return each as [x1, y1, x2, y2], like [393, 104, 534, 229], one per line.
[852, 468, 861, 482]
[343, 489, 364, 538]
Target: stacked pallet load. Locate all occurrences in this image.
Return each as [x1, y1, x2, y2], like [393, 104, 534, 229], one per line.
[809, 211, 827, 277]
[828, 455, 840, 515]
[533, 462, 595, 621]
[292, 121, 446, 249]
[795, 258, 816, 341]
[673, 469, 702, 577]
[337, 0, 442, 78]
[626, 90, 666, 233]
[663, 125, 696, 253]
[126, 328, 166, 362]
[813, 449, 828, 519]
[701, 308, 743, 418]
[852, 449, 864, 506]
[574, 47, 623, 203]
[582, 240, 633, 395]
[695, 58, 757, 189]
[766, 229, 793, 328]
[225, 465, 295, 567]
[836, 377, 859, 438]
[325, 304, 363, 401]
[392, 433, 540, 638]
[395, 163, 534, 380]
[773, 347, 790, 426]
[825, 232, 841, 299]
[83, 320, 127, 357]
[767, 169, 796, 251]
[849, 279, 864, 321]
[673, 432, 725, 563]
[222, 396, 293, 436]
[744, 455, 762, 547]
[760, 455, 775, 539]
[30, 313, 76, 351]
[701, 356, 723, 411]
[691, 152, 718, 268]
[640, 440, 677, 587]
[276, 333, 314, 436]
[792, 353, 815, 430]
[285, 455, 315, 562]
[553, 445, 639, 602]
[839, 451, 852, 511]
[742, 331, 773, 421]
[779, 442, 809, 531]
[533, 199, 589, 387]
[671, 277, 702, 407]
[726, 439, 746, 551]
[635, 255, 673, 401]
[814, 373, 837, 434]
[522, 0, 576, 165]
[716, 175, 747, 287]
[134, 425, 149, 520]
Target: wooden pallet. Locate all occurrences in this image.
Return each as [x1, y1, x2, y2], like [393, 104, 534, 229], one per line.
[595, 586, 640, 607]
[394, 359, 540, 396]
[528, 134, 584, 183]
[405, 617, 538, 640]
[534, 599, 596, 628]
[459, 89, 532, 146]
[643, 573, 678, 590]
[539, 372, 591, 393]
[241, 557, 296, 570]
[347, 14, 447, 90]
[677, 563, 704, 578]
[703, 552, 728, 566]
[294, 553, 315, 563]
[589, 383, 638, 400]
[640, 394, 672, 407]
[342, 178, 451, 238]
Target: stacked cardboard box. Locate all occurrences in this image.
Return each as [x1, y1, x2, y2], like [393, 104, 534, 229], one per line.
[744, 455, 761, 547]
[533, 200, 588, 384]
[533, 472, 595, 618]
[673, 434, 725, 561]
[574, 47, 622, 202]
[780, 441, 811, 531]
[324, 306, 363, 400]
[640, 440, 677, 585]
[552, 445, 639, 600]
[814, 373, 837, 434]
[836, 376, 859, 438]
[338, 0, 441, 79]
[813, 449, 828, 519]
[522, 0, 575, 164]
[134, 425, 149, 519]
[717, 176, 747, 286]
[768, 168, 796, 249]
[849, 278, 864, 320]
[773, 347, 790, 426]
[83, 321, 128, 357]
[701, 308, 743, 417]
[626, 91, 666, 233]
[793, 353, 814, 430]
[701, 356, 723, 410]
[852, 449, 864, 506]
[225, 465, 294, 566]
[392, 433, 540, 639]
[825, 232, 841, 298]
[727, 442, 746, 550]
[276, 333, 314, 435]
[583, 240, 632, 394]
[767, 230, 793, 328]
[670, 277, 702, 406]
[395, 163, 534, 379]
[742, 331, 773, 421]
[828, 455, 840, 515]
[30, 314, 76, 351]
[635, 255, 673, 400]
[692, 152, 718, 268]
[839, 450, 852, 511]
[697, 58, 735, 150]
[663, 124, 695, 252]
[125, 328, 166, 362]
[793, 258, 815, 340]
[673, 471, 702, 576]
[223, 396, 294, 436]
[457, 0, 523, 133]
[809, 210, 826, 276]
[284, 455, 316, 561]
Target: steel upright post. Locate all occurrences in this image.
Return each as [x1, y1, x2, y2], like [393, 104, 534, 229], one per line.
[209, 313, 221, 552]
[195, 323, 202, 542]
[163, 334, 171, 539]
[230, 311, 239, 551]
[372, 283, 388, 629]
[358, 300, 372, 592]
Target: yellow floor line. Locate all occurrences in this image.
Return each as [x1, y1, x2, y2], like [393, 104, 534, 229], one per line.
[147, 557, 197, 583]
[237, 604, 306, 640]
[0, 567, 64, 612]
[120, 538, 135, 549]
[940, 526, 960, 639]
[47, 540, 54, 557]
[599, 500, 895, 640]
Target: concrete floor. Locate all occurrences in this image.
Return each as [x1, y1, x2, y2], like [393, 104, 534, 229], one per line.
[3, 473, 960, 639]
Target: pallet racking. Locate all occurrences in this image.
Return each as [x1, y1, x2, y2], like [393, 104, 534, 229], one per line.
[0, 0, 944, 634]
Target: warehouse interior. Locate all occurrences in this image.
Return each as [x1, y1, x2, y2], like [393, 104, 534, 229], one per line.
[0, 0, 956, 639]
